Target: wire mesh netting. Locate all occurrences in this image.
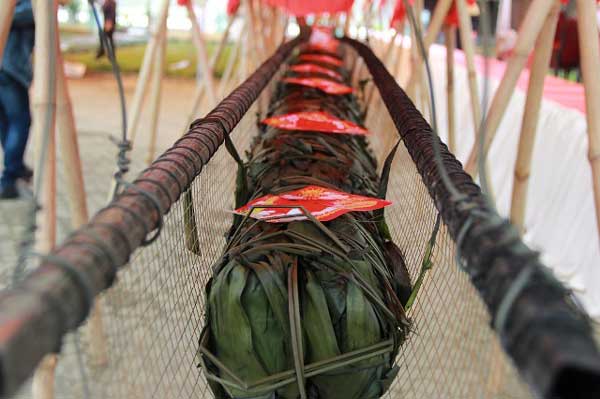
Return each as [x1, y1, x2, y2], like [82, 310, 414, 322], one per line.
[7, 45, 540, 398]
[80, 57, 533, 398]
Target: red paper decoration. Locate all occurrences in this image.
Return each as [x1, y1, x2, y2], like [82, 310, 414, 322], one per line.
[262, 111, 370, 135]
[234, 185, 392, 223]
[283, 77, 353, 95]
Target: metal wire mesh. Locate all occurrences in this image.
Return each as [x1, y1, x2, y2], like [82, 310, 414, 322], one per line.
[21, 51, 530, 399]
[5, 43, 541, 398]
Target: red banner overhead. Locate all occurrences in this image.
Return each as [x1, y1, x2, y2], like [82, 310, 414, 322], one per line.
[264, 0, 355, 16]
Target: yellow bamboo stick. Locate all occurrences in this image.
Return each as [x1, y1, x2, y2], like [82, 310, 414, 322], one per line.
[575, 0, 600, 246]
[0, 0, 16, 62]
[128, 0, 170, 146]
[464, 0, 556, 175]
[187, 1, 217, 108]
[54, 12, 110, 367]
[456, 0, 481, 141]
[510, 3, 560, 232]
[31, 1, 58, 398]
[424, 0, 454, 49]
[145, 33, 166, 166]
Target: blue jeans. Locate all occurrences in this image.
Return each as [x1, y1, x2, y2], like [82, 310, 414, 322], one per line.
[0, 72, 31, 189]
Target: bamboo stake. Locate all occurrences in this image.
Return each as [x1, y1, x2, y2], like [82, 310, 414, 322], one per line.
[393, 20, 407, 84]
[182, 17, 240, 134]
[575, 0, 600, 246]
[510, 3, 560, 232]
[186, 1, 217, 108]
[344, 10, 351, 36]
[145, 32, 166, 166]
[128, 0, 169, 146]
[210, 15, 235, 68]
[464, 0, 556, 175]
[32, 0, 58, 397]
[364, 30, 400, 115]
[445, 24, 456, 153]
[32, 355, 58, 399]
[54, 14, 109, 367]
[218, 24, 243, 97]
[423, 0, 453, 49]
[0, 0, 16, 62]
[456, 0, 481, 142]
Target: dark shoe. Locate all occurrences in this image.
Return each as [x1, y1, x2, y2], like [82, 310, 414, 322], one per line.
[0, 185, 19, 199]
[17, 166, 33, 183]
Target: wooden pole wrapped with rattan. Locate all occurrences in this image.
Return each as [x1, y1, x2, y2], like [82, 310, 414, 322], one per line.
[510, 3, 560, 232]
[575, 0, 600, 246]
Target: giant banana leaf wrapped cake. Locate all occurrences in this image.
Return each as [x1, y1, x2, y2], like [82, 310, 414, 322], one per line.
[199, 34, 414, 399]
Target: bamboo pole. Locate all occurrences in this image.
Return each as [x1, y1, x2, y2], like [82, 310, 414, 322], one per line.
[393, 21, 407, 84]
[32, 355, 58, 399]
[182, 17, 239, 134]
[510, 3, 560, 232]
[54, 14, 109, 367]
[210, 15, 235, 68]
[31, 0, 58, 397]
[575, 0, 600, 246]
[423, 0, 454, 49]
[364, 30, 399, 114]
[128, 0, 169, 146]
[445, 24, 456, 153]
[344, 10, 351, 36]
[464, 0, 556, 175]
[145, 32, 166, 166]
[218, 24, 242, 97]
[186, 1, 217, 108]
[0, 0, 16, 62]
[456, 0, 481, 142]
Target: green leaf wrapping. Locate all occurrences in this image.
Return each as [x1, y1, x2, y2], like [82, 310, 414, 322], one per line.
[201, 47, 413, 399]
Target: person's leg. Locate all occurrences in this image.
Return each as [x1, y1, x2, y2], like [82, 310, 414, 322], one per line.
[0, 74, 31, 193]
[0, 97, 8, 150]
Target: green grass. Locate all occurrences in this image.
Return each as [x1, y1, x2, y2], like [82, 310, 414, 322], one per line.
[63, 39, 235, 79]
